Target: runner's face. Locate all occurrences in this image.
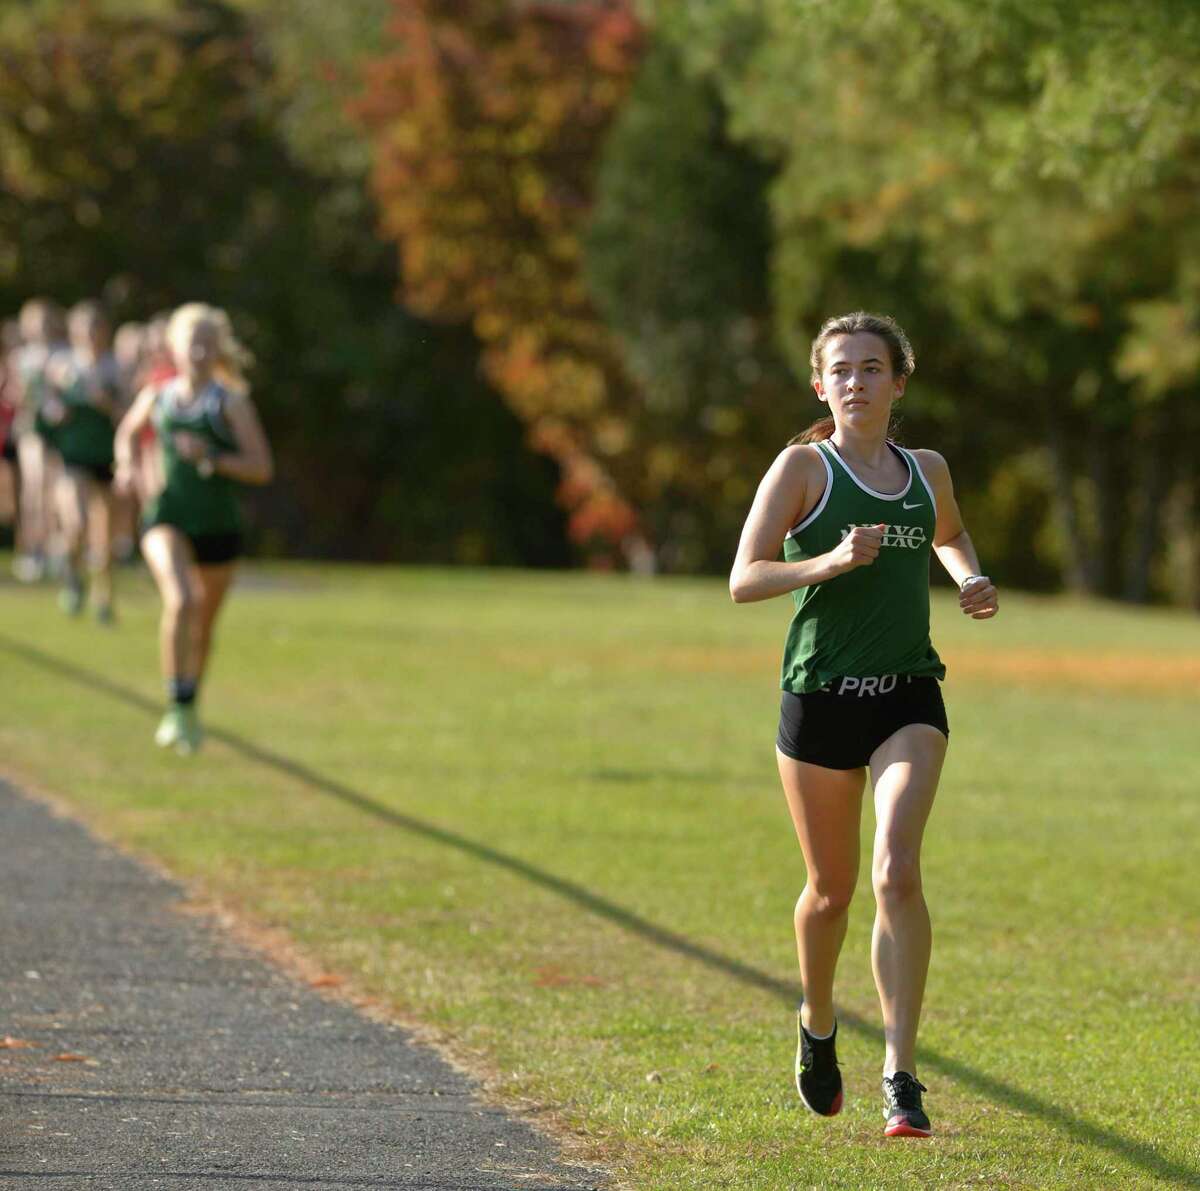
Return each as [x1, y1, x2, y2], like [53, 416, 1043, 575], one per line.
[21, 308, 52, 345]
[171, 320, 219, 382]
[114, 327, 144, 370]
[813, 332, 906, 429]
[69, 314, 108, 355]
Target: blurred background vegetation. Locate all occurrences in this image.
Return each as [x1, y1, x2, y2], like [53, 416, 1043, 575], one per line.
[1, 0, 1197, 603]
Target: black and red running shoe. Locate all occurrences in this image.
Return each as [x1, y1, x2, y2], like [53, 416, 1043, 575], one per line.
[882, 1071, 931, 1137]
[795, 1014, 843, 1116]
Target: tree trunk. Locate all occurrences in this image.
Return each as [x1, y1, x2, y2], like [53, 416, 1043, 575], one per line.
[1089, 419, 1129, 598]
[1186, 470, 1200, 612]
[1044, 406, 1094, 593]
[1192, 482, 1200, 612]
[1123, 409, 1174, 604]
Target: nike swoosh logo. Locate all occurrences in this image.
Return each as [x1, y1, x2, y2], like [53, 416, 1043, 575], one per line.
[902, 501, 923, 509]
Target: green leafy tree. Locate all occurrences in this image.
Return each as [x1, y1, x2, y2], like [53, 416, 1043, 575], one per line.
[584, 38, 790, 571]
[645, 0, 1200, 602]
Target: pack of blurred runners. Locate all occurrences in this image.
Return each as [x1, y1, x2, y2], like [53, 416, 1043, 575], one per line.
[3, 297, 273, 756]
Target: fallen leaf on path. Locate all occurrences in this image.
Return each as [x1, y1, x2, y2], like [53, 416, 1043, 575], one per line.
[53, 1053, 92, 1063]
[309, 974, 343, 988]
[1, 1036, 36, 1049]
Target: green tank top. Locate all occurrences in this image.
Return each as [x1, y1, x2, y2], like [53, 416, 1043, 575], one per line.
[40, 355, 118, 469]
[780, 439, 945, 693]
[142, 378, 242, 536]
[14, 343, 66, 436]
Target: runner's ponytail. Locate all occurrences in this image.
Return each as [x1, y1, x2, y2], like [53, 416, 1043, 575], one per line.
[789, 417, 836, 445]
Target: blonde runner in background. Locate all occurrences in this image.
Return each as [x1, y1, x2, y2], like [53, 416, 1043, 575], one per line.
[114, 303, 273, 754]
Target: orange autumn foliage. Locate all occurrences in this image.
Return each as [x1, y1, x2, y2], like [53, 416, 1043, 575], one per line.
[354, 1, 647, 558]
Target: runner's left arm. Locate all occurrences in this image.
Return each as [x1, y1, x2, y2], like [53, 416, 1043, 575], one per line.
[202, 391, 273, 485]
[913, 449, 998, 620]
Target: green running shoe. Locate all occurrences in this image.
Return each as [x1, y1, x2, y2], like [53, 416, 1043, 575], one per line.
[12, 553, 45, 583]
[58, 580, 84, 616]
[173, 704, 203, 755]
[154, 706, 185, 749]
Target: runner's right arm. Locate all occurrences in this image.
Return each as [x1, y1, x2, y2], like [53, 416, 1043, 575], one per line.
[113, 384, 158, 492]
[730, 445, 883, 603]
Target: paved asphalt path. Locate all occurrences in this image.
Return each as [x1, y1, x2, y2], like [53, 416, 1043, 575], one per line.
[0, 779, 605, 1190]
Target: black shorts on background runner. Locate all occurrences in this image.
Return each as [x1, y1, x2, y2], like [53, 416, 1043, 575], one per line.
[141, 522, 243, 566]
[65, 461, 114, 486]
[776, 675, 948, 770]
[186, 530, 242, 566]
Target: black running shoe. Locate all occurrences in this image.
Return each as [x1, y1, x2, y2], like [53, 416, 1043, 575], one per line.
[795, 1013, 843, 1116]
[882, 1071, 931, 1137]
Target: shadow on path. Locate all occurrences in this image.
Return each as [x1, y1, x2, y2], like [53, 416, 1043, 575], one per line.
[2, 633, 1195, 1188]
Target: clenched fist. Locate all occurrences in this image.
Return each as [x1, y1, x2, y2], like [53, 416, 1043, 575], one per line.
[828, 523, 885, 576]
[959, 575, 999, 619]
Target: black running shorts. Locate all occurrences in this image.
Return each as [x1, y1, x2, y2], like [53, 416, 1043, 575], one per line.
[64, 460, 114, 486]
[776, 675, 948, 770]
[142, 521, 243, 566]
[185, 530, 243, 566]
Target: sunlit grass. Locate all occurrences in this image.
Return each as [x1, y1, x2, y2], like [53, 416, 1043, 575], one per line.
[1, 560, 1198, 1188]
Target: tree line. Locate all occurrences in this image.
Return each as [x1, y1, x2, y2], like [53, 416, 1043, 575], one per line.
[3, 0, 1196, 603]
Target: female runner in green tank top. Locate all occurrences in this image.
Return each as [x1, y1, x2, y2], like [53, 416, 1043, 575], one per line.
[730, 313, 998, 1138]
[114, 303, 273, 754]
[38, 300, 122, 620]
[9, 298, 69, 581]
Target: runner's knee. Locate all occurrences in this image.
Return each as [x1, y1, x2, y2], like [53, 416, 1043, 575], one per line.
[872, 849, 921, 903]
[162, 583, 195, 617]
[800, 879, 855, 917]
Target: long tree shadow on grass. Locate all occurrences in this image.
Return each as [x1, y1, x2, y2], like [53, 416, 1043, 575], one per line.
[2, 634, 1195, 1188]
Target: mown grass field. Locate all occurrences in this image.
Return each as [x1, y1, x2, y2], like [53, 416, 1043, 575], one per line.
[1, 559, 1198, 1189]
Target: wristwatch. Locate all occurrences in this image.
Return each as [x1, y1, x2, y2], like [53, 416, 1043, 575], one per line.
[196, 451, 216, 479]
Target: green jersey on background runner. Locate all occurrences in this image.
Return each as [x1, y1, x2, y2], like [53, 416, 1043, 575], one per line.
[38, 356, 119, 471]
[143, 378, 242, 537]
